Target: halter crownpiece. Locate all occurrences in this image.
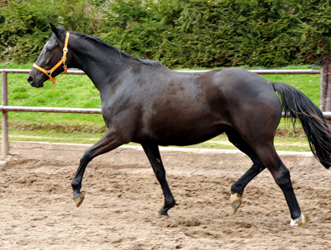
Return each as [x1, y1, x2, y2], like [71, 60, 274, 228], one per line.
[33, 32, 70, 84]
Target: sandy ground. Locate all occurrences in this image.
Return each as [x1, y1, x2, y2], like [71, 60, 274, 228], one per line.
[1, 155, 331, 250]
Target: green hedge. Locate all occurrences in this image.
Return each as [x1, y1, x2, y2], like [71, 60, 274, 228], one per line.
[1, 0, 331, 68]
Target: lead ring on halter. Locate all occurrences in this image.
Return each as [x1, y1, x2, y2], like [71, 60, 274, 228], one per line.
[33, 32, 70, 84]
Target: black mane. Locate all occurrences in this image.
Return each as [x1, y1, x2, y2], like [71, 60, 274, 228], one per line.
[69, 31, 162, 67]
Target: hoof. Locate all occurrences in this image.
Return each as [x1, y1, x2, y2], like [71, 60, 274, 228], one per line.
[73, 193, 85, 207]
[158, 201, 176, 216]
[158, 209, 169, 216]
[230, 193, 242, 212]
[290, 214, 306, 227]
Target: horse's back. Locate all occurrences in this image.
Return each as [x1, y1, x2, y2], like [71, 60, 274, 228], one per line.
[212, 68, 276, 100]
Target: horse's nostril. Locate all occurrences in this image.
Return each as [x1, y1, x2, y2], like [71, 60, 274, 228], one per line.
[27, 75, 34, 84]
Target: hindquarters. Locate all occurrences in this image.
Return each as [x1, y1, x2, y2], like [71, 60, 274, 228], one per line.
[212, 68, 282, 147]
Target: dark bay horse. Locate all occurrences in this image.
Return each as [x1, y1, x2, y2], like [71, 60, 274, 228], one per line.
[27, 24, 331, 227]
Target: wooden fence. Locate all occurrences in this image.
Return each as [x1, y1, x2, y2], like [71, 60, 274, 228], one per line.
[1, 68, 330, 159]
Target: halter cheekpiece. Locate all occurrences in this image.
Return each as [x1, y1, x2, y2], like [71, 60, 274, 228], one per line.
[33, 32, 70, 84]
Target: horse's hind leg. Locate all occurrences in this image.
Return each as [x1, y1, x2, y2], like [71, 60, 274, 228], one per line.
[226, 129, 266, 212]
[255, 144, 306, 226]
[228, 116, 305, 225]
[142, 143, 176, 215]
[231, 130, 306, 226]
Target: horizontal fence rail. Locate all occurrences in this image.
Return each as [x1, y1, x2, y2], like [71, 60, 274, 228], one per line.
[0, 106, 102, 114]
[179, 69, 321, 74]
[0, 68, 326, 159]
[1, 105, 330, 118]
[0, 69, 322, 74]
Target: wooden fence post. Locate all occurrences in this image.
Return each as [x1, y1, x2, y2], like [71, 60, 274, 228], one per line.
[320, 64, 331, 112]
[1, 72, 8, 159]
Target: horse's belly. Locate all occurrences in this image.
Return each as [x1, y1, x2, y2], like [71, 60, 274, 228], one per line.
[133, 121, 231, 146]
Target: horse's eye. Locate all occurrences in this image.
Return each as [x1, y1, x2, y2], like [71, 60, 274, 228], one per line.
[46, 48, 53, 53]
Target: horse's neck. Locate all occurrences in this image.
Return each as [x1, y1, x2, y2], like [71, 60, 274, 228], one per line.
[71, 41, 128, 91]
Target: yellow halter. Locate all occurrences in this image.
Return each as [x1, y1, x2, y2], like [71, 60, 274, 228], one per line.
[33, 32, 70, 84]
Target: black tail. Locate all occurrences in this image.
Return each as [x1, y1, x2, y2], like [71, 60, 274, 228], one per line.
[272, 81, 331, 169]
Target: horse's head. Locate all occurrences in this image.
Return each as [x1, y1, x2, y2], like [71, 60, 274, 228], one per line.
[27, 23, 70, 88]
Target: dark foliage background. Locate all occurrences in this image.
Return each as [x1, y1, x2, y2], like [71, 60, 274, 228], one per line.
[1, 0, 331, 68]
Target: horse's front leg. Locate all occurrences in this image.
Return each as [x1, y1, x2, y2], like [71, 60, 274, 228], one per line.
[71, 129, 124, 207]
[142, 144, 176, 215]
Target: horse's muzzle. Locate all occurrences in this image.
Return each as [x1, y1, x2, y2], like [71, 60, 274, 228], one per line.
[27, 75, 44, 88]
[27, 75, 34, 85]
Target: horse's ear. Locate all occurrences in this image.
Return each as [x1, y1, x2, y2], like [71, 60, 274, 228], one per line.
[48, 23, 60, 38]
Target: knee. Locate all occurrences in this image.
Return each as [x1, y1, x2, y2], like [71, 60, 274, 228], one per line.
[80, 150, 92, 164]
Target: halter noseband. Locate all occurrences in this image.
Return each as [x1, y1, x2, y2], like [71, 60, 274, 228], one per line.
[33, 32, 70, 84]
